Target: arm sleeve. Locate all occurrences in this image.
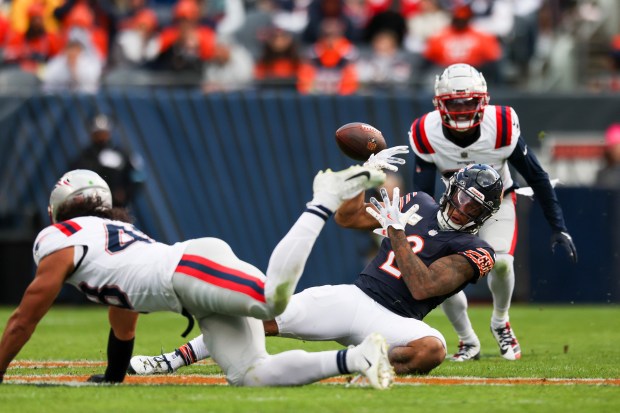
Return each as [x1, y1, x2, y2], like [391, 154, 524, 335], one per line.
[412, 155, 437, 194]
[508, 136, 568, 232]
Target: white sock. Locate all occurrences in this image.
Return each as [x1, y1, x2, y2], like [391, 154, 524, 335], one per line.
[441, 290, 479, 344]
[169, 334, 210, 369]
[488, 254, 515, 327]
[264, 210, 328, 315]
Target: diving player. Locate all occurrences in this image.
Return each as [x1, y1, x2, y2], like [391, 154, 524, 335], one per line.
[129, 164, 504, 376]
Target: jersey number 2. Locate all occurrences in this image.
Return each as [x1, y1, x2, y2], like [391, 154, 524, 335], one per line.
[379, 235, 424, 279]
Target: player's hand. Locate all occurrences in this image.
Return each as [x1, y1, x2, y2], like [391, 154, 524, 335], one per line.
[366, 187, 422, 237]
[364, 145, 409, 172]
[550, 231, 578, 263]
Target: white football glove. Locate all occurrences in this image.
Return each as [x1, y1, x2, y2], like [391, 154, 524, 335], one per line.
[364, 145, 409, 172]
[366, 187, 423, 237]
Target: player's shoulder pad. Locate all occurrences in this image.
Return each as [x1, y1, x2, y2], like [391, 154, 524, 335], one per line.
[408, 113, 436, 155]
[33, 220, 84, 265]
[491, 105, 520, 150]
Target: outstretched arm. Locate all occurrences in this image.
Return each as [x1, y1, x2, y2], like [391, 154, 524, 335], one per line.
[0, 248, 73, 382]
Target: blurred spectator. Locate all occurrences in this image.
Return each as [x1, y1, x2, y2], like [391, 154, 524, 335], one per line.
[508, 0, 542, 81]
[199, 0, 246, 41]
[403, 0, 450, 55]
[362, 9, 406, 45]
[9, 0, 63, 34]
[468, 0, 514, 41]
[355, 27, 412, 93]
[588, 33, 620, 92]
[70, 113, 144, 208]
[112, 7, 159, 68]
[53, 0, 117, 57]
[57, 2, 109, 60]
[2, 3, 62, 73]
[364, 0, 422, 19]
[595, 123, 620, 189]
[0, 9, 9, 44]
[254, 25, 302, 89]
[297, 17, 358, 94]
[147, 0, 217, 84]
[234, 0, 278, 59]
[41, 27, 103, 93]
[202, 41, 254, 92]
[422, 4, 502, 83]
[302, 0, 361, 44]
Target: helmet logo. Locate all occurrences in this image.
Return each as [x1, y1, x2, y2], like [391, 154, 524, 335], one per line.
[468, 187, 485, 201]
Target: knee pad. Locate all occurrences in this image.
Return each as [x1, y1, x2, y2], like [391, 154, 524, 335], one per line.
[492, 254, 514, 278]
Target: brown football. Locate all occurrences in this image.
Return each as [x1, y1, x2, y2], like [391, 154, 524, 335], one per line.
[335, 122, 387, 161]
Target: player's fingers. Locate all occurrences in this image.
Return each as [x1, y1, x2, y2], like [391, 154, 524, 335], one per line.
[369, 196, 382, 211]
[365, 206, 382, 223]
[379, 188, 390, 206]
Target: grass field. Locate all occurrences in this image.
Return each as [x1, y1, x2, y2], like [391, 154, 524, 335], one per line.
[0, 303, 619, 413]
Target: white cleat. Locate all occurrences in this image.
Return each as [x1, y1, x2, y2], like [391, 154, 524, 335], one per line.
[491, 322, 521, 360]
[127, 354, 175, 375]
[449, 341, 481, 362]
[350, 333, 394, 390]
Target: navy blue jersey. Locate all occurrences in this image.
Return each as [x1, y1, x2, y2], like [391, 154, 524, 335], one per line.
[354, 191, 495, 320]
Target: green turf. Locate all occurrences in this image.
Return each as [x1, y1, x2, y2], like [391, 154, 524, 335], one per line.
[0, 304, 619, 413]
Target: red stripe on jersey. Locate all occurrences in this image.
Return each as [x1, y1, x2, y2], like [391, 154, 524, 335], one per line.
[495, 106, 503, 149]
[53, 220, 82, 236]
[508, 192, 518, 255]
[495, 106, 513, 149]
[410, 115, 434, 154]
[504, 107, 513, 147]
[176, 264, 266, 303]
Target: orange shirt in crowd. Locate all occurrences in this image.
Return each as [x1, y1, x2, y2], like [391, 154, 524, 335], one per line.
[423, 25, 501, 68]
[9, 0, 64, 34]
[2, 30, 62, 72]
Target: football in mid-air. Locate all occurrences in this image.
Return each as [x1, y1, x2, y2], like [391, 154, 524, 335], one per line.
[335, 122, 387, 161]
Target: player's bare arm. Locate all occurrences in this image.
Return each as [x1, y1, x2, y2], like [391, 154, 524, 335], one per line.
[0, 247, 74, 375]
[388, 227, 473, 300]
[334, 191, 380, 230]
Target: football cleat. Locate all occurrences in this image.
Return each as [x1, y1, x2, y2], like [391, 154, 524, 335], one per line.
[449, 341, 481, 362]
[127, 354, 175, 375]
[491, 322, 521, 360]
[312, 165, 386, 209]
[349, 333, 394, 390]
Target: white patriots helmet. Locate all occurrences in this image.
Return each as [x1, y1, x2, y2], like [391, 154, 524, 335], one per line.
[433, 63, 490, 131]
[48, 169, 112, 224]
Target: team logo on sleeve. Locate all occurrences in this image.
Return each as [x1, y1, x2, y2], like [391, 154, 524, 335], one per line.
[460, 248, 495, 276]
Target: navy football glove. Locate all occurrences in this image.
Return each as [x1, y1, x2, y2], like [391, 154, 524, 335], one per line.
[551, 231, 578, 263]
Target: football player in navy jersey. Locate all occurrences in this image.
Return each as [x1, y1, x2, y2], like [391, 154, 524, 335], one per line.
[408, 63, 578, 361]
[129, 163, 505, 376]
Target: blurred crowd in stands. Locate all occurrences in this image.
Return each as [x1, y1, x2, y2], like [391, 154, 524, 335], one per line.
[0, 0, 618, 94]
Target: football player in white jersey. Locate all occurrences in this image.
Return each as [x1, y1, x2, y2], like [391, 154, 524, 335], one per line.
[0, 167, 396, 389]
[408, 63, 578, 361]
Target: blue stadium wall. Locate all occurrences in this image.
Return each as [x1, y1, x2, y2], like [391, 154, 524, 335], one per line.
[0, 90, 618, 304]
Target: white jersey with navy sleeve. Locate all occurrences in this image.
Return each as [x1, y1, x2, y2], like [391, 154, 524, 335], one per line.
[33, 217, 187, 313]
[408, 105, 520, 189]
